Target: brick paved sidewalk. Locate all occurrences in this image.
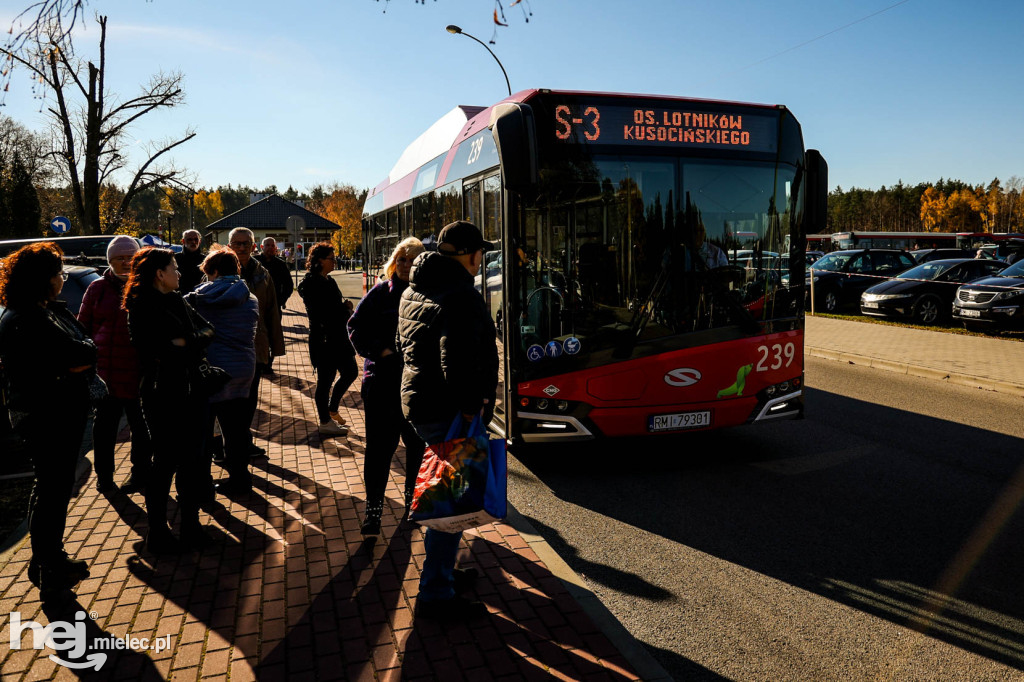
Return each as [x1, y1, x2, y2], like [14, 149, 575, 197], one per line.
[0, 302, 639, 681]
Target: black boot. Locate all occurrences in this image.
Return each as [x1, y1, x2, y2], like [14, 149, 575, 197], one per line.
[96, 475, 116, 494]
[361, 503, 382, 536]
[29, 553, 89, 589]
[145, 526, 181, 555]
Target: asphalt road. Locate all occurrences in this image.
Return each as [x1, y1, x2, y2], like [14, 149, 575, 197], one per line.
[508, 356, 1024, 681]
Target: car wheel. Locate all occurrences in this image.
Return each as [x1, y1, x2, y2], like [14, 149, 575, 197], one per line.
[913, 295, 941, 325]
[823, 289, 839, 314]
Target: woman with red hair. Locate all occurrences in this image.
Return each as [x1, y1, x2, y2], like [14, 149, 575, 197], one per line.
[0, 242, 96, 598]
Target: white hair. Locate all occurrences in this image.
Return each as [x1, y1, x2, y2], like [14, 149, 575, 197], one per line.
[261, 236, 276, 247]
[228, 227, 255, 243]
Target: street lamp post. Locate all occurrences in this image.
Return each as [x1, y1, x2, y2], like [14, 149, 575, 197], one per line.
[445, 25, 511, 97]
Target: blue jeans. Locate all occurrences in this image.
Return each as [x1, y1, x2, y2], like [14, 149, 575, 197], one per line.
[412, 419, 463, 603]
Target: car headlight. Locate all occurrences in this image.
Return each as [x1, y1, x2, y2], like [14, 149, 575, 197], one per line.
[992, 290, 1022, 302]
[863, 293, 912, 301]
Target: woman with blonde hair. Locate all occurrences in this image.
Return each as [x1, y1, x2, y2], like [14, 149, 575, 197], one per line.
[347, 237, 426, 535]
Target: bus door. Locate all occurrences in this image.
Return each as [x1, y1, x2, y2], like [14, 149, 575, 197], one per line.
[476, 175, 506, 430]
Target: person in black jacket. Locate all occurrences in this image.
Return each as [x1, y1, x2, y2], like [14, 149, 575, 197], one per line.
[397, 221, 499, 620]
[257, 237, 294, 312]
[0, 242, 96, 598]
[176, 229, 205, 293]
[256, 237, 293, 377]
[125, 247, 214, 553]
[347, 237, 425, 535]
[297, 242, 356, 437]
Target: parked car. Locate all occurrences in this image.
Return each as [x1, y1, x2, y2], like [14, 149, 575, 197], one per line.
[952, 260, 1024, 332]
[806, 249, 917, 313]
[910, 248, 974, 264]
[805, 250, 824, 265]
[860, 258, 1006, 325]
[0, 235, 144, 268]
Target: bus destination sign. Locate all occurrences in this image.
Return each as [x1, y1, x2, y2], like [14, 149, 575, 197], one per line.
[552, 103, 778, 153]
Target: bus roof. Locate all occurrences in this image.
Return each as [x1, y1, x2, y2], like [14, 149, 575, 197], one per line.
[365, 88, 785, 215]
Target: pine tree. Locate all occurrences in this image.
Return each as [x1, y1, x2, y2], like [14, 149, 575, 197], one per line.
[8, 152, 41, 238]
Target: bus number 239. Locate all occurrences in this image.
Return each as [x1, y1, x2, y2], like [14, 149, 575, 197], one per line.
[756, 342, 795, 371]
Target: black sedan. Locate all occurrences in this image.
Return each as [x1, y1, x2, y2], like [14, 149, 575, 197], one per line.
[860, 258, 1006, 325]
[807, 249, 917, 313]
[910, 248, 975, 263]
[952, 260, 1024, 332]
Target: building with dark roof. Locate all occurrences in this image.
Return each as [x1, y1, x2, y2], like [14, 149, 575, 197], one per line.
[205, 194, 342, 251]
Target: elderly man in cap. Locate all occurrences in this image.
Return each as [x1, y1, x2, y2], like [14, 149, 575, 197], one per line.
[77, 235, 153, 493]
[397, 220, 498, 621]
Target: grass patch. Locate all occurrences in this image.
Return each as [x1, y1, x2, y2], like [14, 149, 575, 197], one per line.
[810, 312, 1024, 342]
[0, 477, 33, 541]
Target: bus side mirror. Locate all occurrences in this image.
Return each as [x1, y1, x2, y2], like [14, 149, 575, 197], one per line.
[804, 149, 828, 233]
[490, 103, 538, 197]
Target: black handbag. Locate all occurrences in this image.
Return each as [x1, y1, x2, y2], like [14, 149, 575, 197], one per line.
[193, 356, 231, 396]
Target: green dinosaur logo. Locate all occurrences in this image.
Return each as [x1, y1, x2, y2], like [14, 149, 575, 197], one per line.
[717, 364, 753, 398]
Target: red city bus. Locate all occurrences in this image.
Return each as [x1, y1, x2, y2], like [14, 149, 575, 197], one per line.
[362, 89, 827, 445]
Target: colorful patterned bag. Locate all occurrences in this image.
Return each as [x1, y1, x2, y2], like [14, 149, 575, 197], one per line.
[410, 414, 507, 533]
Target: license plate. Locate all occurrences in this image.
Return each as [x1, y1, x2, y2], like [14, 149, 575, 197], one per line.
[862, 301, 878, 308]
[960, 308, 981, 318]
[649, 410, 712, 432]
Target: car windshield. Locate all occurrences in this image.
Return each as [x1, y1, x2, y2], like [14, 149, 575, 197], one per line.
[897, 261, 956, 281]
[809, 252, 851, 272]
[1000, 260, 1024, 278]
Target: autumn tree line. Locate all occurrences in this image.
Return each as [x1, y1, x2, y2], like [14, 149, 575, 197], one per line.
[827, 178, 1024, 235]
[0, 114, 365, 252]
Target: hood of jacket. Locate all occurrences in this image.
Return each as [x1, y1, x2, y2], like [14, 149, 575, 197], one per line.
[186, 275, 252, 309]
[409, 251, 473, 293]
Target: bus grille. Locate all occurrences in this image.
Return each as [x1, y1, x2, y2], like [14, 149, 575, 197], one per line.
[958, 291, 995, 303]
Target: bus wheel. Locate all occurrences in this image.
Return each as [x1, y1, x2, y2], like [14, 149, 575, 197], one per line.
[913, 295, 941, 325]
[823, 290, 839, 313]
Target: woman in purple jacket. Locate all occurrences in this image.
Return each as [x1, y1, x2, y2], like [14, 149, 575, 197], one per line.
[347, 237, 425, 535]
[78, 235, 152, 494]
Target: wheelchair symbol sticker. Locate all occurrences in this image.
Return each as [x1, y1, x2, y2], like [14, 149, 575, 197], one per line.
[563, 337, 581, 355]
[545, 340, 563, 358]
[526, 345, 545, 362]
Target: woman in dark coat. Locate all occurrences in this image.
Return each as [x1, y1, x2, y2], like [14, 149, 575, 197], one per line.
[347, 237, 426, 535]
[185, 247, 259, 495]
[0, 242, 96, 597]
[78, 235, 152, 494]
[297, 242, 356, 437]
[124, 247, 213, 553]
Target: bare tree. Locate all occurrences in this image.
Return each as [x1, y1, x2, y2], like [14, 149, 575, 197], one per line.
[2, 15, 195, 233]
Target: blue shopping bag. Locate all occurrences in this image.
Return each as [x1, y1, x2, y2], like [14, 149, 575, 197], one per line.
[410, 414, 507, 533]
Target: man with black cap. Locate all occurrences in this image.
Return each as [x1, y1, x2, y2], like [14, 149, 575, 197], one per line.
[397, 220, 499, 621]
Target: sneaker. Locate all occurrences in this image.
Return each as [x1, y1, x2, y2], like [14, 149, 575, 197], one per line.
[318, 420, 348, 436]
[249, 444, 267, 458]
[415, 595, 488, 621]
[329, 411, 347, 426]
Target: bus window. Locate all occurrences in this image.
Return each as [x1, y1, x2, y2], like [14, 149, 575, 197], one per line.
[483, 175, 501, 243]
[464, 181, 482, 227]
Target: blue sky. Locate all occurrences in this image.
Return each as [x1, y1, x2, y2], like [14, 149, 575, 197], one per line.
[3, 0, 1023, 194]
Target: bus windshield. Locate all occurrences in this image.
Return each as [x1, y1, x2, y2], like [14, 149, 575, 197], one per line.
[517, 154, 801, 369]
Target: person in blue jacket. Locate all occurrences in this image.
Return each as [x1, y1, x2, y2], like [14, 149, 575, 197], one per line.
[185, 247, 259, 495]
[347, 237, 426, 535]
